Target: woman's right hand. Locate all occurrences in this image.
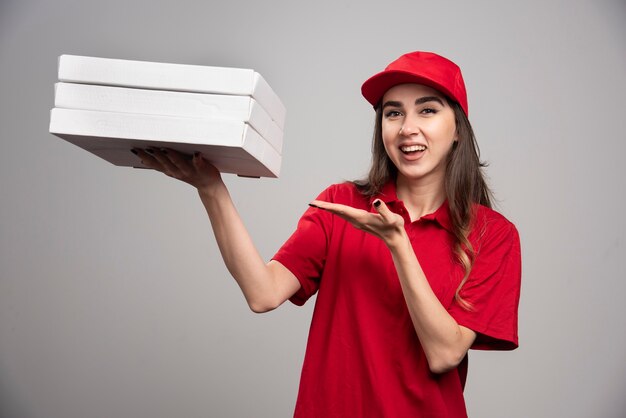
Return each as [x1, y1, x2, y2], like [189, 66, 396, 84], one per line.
[133, 148, 223, 195]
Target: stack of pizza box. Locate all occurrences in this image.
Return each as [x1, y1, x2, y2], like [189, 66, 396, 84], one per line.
[49, 55, 285, 178]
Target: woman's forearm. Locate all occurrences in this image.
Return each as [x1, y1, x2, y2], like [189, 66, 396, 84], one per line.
[388, 233, 476, 374]
[198, 183, 300, 313]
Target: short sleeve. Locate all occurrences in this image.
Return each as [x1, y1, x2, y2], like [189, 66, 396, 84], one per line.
[272, 187, 335, 306]
[448, 219, 522, 350]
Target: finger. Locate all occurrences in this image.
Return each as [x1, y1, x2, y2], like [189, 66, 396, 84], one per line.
[310, 200, 356, 216]
[133, 148, 162, 170]
[310, 200, 374, 225]
[192, 152, 215, 172]
[372, 199, 394, 222]
[161, 148, 194, 176]
[149, 148, 183, 177]
[308, 200, 327, 211]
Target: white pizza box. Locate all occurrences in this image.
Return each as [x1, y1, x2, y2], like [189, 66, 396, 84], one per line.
[57, 54, 286, 130]
[54, 82, 283, 154]
[49, 108, 281, 178]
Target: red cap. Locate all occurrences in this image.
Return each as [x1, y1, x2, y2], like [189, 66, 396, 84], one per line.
[361, 51, 468, 116]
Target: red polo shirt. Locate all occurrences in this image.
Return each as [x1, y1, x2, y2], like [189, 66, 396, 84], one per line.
[273, 181, 521, 418]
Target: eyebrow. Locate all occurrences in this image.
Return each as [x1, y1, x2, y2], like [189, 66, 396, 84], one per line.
[382, 96, 445, 109]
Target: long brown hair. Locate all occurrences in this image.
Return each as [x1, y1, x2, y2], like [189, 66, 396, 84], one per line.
[355, 100, 492, 309]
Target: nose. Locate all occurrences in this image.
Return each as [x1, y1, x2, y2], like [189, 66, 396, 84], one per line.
[399, 115, 420, 136]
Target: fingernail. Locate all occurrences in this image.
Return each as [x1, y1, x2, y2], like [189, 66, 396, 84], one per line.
[130, 149, 138, 155]
[373, 200, 381, 208]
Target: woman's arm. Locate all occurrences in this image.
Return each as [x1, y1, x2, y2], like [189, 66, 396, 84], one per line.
[386, 229, 476, 373]
[310, 199, 476, 374]
[135, 148, 301, 313]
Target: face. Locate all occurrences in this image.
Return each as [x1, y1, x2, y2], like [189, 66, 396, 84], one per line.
[381, 83, 457, 186]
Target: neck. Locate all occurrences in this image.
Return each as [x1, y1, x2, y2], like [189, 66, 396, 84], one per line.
[395, 174, 446, 221]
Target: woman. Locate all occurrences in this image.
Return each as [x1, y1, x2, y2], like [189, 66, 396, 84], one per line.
[135, 51, 521, 417]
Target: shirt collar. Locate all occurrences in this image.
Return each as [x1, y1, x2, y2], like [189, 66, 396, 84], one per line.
[370, 180, 453, 232]
[421, 200, 453, 232]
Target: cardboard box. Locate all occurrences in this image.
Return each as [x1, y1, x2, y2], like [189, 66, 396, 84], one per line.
[58, 55, 286, 129]
[49, 108, 281, 178]
[54, 82, 283, 154]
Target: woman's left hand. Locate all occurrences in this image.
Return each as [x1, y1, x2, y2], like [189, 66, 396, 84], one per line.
[310, 199, 407, 249]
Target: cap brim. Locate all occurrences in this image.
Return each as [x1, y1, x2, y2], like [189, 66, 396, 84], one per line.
[361, 70, 458, 110]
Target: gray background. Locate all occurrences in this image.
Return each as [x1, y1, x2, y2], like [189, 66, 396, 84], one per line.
[1, 0, 625, 417]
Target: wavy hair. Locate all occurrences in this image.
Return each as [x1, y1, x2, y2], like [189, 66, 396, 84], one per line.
[355, 100, 492, 309]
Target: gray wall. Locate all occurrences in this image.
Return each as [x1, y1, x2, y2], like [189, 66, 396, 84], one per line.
[1, 0, 625, 417]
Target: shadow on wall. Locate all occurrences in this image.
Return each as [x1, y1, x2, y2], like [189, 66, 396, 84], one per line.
[0, 360, 32, 418]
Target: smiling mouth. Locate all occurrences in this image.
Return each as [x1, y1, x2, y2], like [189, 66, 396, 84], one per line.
[400, 145, 427, 154]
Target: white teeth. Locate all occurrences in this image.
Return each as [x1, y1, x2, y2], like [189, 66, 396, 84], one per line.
[401, 145, 426, 152]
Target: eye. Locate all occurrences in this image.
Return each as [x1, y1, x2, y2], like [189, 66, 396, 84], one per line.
[384, 110, 403, 118]
[420, 107, 438, 115]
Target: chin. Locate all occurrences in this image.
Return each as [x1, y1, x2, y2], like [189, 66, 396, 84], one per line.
[396, 165, 445, 184]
